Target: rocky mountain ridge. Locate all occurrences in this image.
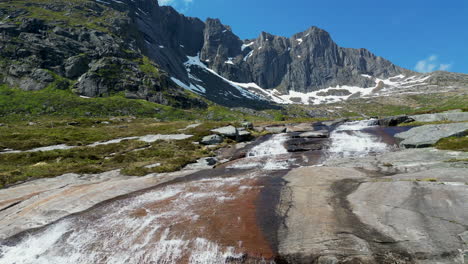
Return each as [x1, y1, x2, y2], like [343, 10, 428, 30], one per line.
[0, 0, 467, 109]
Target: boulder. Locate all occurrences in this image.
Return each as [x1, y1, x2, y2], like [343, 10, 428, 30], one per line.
[64, 55, 89, 79]
[211, 125, 238, 138]
[410, 112, 468, 123]
[372, 115, 414, 126]
[200, 134, 224, 145]
[265, 126, 287, 133]
[236, 130, 252, 142]
[395, 123, 468, 148]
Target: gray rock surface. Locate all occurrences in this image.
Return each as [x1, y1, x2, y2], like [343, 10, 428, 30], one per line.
[200, 25, 411, 92]
[410, 112, 468, 123]
[395, 123, 468, 148]
[277, 167, 381, 263]
[265, 126, 287, 133]
[211, 125, 238, 138]
[348, 171, 468, 263]
[201, 134, 224, 145]
[278, 166, 468, 263]
[325, 147, 468, 174]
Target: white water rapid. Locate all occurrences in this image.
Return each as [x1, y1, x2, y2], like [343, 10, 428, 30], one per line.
[327, 120, 390, 159]
[227, 133, 292, 170]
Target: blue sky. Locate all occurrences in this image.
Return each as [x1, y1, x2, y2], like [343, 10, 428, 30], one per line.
[159, 0, 468, 74]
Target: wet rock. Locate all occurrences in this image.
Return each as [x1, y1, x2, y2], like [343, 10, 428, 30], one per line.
[277, 167, 374, 262]
[395, 123, 468, 148]
[298, 130, 329, 138]
[201, 134, 224, 145]
[237, 130, 252, 142]
[211, 125, 238, 138]
[410, 112, 468, 123]
[265, 126, 287, 133]
[372, 115, 414, 126]
[205, 157, 218, 166]
[0, 169, 197, 240]
[286, 138, 325, 152]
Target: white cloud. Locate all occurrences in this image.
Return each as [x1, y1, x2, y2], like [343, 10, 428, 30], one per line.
[415, 55, 452, 73]
[159, 0, 193, 12]
[439, 64, 452, 71]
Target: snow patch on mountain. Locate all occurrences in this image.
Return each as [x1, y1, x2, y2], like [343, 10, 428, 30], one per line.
[241, 42, 255, 51]
[230, 74, 433, 105]
[179, 54, 266, 101]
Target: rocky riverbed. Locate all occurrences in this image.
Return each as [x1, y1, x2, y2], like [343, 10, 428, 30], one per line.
[0, 118, 467, 263]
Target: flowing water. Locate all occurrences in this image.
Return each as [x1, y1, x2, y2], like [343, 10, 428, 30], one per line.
[327, 120, 393, 158]
[0, 120, 402, 264]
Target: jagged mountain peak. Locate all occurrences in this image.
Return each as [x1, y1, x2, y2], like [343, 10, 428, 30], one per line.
[3, 0, 464, 110]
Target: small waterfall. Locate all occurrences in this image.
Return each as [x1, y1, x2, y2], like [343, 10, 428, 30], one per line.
[327, 120, 390, 158]
[228, 134, 291, 170]
[247, 134, 289, 157]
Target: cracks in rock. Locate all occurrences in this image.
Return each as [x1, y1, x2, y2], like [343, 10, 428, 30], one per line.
[331, 178, 415, 263]
[0, 200, 23, 213]
[364, 200, 468, 229]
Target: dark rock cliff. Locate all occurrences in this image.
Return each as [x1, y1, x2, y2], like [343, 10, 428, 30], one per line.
[0, 0, 206, 109]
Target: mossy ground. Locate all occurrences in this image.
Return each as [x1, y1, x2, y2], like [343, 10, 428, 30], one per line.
[0, 0, 123, 33]
[0, 120, 238, 188]
[436, 135, 468, 152]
